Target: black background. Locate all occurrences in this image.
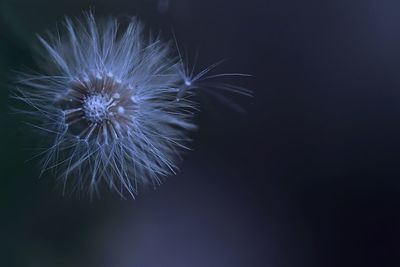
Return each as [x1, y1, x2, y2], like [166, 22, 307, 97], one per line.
[1, 0, 400, 266]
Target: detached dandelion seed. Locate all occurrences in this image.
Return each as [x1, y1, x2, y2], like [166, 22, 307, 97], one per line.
[14, 11, 250, 198]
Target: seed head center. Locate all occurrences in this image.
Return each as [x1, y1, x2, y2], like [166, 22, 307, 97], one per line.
[82, 94, 111, 123]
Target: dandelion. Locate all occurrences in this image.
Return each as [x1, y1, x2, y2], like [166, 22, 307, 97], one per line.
[15, 11, 249, 198]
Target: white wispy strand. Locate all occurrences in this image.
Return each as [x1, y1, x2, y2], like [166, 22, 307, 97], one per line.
[15, 11, 250, 198]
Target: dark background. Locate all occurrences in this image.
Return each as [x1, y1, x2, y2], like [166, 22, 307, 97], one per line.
[1, 0, 400, 266]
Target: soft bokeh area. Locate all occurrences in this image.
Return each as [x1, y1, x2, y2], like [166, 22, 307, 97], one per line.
[2, 0, 400, 266]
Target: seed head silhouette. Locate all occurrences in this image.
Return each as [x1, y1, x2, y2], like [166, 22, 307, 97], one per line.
[15, 11, 250, 198]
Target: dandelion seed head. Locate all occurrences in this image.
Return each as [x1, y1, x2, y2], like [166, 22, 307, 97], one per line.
[14, 12, 200, 197]
[62, 71, 138, 143]
[14, 11, 250, 198]
[82, 94, 111, 123]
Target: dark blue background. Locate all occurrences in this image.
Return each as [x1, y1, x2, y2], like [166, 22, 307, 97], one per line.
[1, 0, 400, 266]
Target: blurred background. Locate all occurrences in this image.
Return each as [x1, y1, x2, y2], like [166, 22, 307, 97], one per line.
[2, 0, 400, 266]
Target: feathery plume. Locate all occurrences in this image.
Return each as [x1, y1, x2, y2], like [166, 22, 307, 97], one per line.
[15, 11, 249, 197]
